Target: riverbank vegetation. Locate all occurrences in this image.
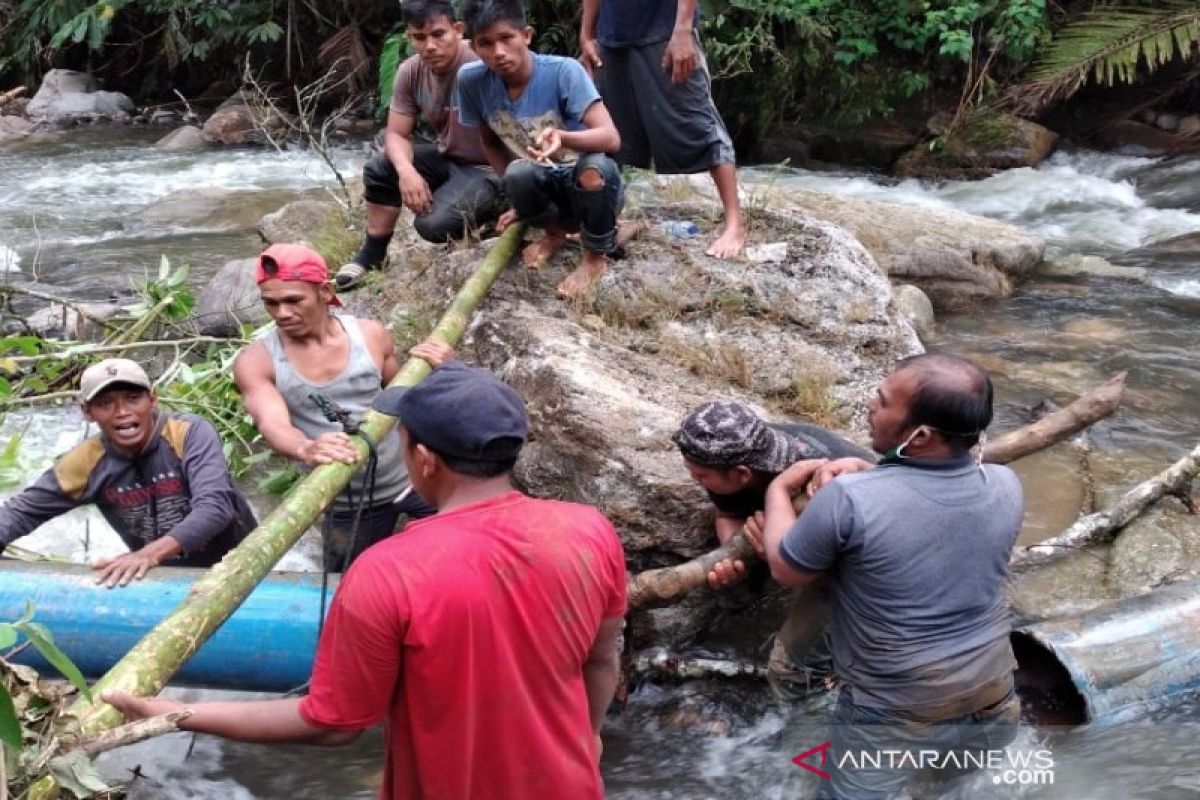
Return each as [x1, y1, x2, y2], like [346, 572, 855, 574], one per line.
[4, 1, 1200, 145]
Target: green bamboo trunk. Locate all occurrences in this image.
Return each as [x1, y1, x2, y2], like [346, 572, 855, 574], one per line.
[68, 225, 524, 734]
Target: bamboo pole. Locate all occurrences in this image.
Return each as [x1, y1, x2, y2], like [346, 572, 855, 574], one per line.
[66, 225, 524, 735]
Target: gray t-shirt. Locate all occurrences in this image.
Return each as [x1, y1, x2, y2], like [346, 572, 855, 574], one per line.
[780, 458, 1023, 712]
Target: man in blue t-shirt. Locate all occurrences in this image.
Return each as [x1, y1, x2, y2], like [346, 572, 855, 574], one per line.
[580, 0, 746, 258]
[456, 0, 624, 298]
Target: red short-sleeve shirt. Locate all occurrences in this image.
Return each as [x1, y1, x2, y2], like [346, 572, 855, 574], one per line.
[299, 491, 627, 799]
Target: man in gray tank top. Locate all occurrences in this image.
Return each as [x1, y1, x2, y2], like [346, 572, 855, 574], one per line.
[234, 244, 438, 570]
[761, 353, 1024, 800]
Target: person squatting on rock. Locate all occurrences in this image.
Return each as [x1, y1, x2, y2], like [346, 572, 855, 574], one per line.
[234, 243, 440, 571]
[456, 0, 625, 298]
[580, 0, 747, 258]
[336, 0, 501, 290]
[0, 358, 255, 587]
[760, 353, 1024, 799]
[673, 399, 874, 696]
[105, 360, 628, 800]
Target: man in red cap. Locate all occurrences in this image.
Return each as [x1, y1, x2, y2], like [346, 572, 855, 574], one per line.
[234, 243, 444, 569]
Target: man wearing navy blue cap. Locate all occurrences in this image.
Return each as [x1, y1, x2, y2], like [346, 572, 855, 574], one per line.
[106, 360, 627, 800]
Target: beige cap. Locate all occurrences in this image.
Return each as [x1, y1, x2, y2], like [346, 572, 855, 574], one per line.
[79, 358, 152, 402]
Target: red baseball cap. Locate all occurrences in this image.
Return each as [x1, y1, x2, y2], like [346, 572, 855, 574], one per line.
[255, 243, 343, 306]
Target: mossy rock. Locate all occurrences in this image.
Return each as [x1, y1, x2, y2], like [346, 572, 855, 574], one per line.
[895, 111, 1058, 180]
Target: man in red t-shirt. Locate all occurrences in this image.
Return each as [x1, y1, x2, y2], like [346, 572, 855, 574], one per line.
[105, 359, 627, 800]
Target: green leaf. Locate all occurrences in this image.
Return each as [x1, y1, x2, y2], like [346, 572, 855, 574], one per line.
[158, 254, 170, 282]
[48, 749, 113, 797]
[0, 682, 21, 749]
[167, 262, 189, 287]
[0, 622, 16, 649]
[14, 621, 92, 702]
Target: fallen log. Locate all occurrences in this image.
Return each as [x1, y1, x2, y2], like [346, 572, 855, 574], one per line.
[0, 86, 25, 107]
[627, 532, 759, 609]
[982, 372, 1126, 464]
[1010, 440, 1200, 570]
[627, 374, 1127, 609]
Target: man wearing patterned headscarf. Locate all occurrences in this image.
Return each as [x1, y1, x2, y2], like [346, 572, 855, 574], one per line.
[672, 400, 873, 697]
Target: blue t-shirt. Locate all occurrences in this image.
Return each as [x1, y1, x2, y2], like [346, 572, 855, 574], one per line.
[456, 54, 601, 164]
[780, 458, 1024, 713]
[597, 0, 700, 48]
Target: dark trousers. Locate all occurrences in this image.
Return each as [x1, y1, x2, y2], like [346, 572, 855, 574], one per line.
[501, 153, 623, 254]
[362, 144, 501, 243]
[322, 491, 435, 572]
[818, 684, 1021, 800]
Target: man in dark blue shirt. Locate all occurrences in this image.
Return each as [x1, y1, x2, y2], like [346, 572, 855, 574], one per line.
[580, 0, 746, 258]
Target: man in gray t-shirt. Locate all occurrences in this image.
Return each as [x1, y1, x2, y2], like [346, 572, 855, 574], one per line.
[761, 353, 1024, 800]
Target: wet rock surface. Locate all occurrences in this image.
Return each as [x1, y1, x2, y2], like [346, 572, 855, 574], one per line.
[155, 125, 208, 152]
[201, 90, 291, 145]
[25, 69, 134, 125]
[194, 258, 267, 336]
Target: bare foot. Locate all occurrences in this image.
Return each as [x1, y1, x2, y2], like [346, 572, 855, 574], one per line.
[522, 228, 568, 269]
[556, 250, 608, 298]
[706, 218, 747, 259]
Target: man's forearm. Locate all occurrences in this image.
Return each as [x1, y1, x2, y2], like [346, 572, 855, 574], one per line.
[581, 0, 600, 39]
[480, 132, 512, 176]
[762, 482, 809, 586]
[583, 652, 620, 733]
[714, 514, 745, 545]
[258, 421, 314, 462]
[179, 697, 359, 746]
[675, 0, 697, 32]
[384, 129, 417, 176]
[559, 125, 620, 154]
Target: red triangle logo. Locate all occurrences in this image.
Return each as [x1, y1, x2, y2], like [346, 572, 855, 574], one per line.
[792, 741, 832, 780]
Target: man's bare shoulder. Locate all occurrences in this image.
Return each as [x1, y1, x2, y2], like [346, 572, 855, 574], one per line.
[232, 341, 273, 385]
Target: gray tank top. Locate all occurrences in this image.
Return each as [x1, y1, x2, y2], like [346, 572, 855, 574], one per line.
[263, 315, 407, 510]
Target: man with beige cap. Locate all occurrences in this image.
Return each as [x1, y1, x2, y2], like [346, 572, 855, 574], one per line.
[0, 358, 255, 586]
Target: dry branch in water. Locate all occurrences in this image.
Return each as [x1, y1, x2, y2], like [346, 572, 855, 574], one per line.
[1011, 440, 1200, 570]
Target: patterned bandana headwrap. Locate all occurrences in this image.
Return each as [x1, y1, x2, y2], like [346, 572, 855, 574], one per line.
[672, 400, 815, 473]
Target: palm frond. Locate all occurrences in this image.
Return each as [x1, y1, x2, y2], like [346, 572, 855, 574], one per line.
[1013, 2, 1200, 112]
[317, 23, 369, 94]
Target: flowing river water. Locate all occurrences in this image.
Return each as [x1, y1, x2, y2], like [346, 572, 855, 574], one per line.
[2, 130, 1200, 798]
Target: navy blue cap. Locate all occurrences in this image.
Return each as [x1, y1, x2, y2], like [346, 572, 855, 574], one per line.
[372, 362, 528, 461]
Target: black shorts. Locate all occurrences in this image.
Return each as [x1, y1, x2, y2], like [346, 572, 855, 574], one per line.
[595, 32, 736, 174]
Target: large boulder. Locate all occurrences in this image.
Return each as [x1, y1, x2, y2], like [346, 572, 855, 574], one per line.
[0, 115, 37, 143]
[155, 125, 208, 152]
[344, 203, 919, 648]
[1092, 120, 1188, 157]
[25, 69, 134, 125]
[201, 90, 290, 145]
[193, 258, 268, 336]
[125, 187, 294, 234]
[769, 187, 1043, 310]
[26, 301, 124, 341]
[257, 200, 346, 245]
[895, 112, 1058, 179]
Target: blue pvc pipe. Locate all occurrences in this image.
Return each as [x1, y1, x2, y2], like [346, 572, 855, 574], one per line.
[1014, 578, 1200, 725]
[0, 561, 334, 692]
